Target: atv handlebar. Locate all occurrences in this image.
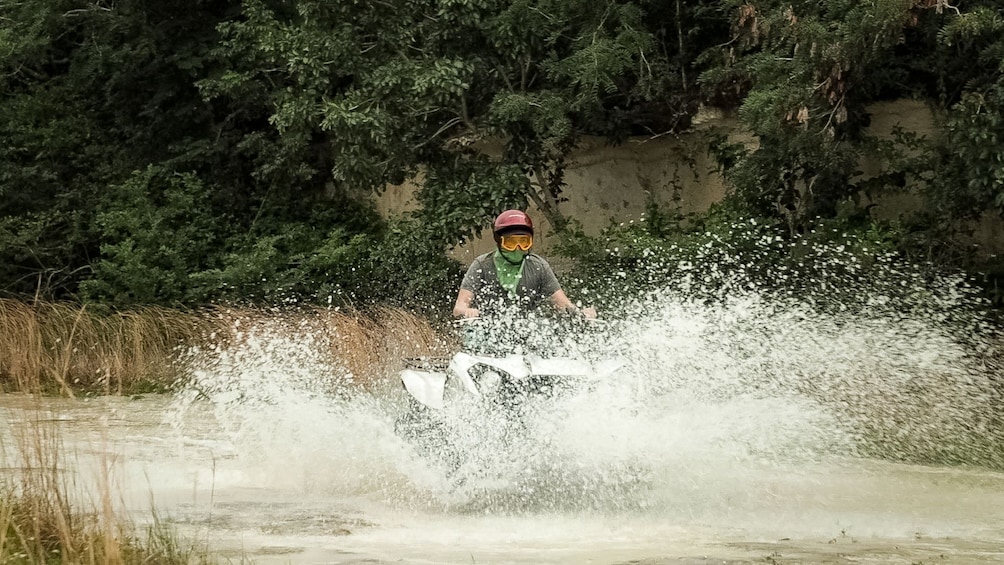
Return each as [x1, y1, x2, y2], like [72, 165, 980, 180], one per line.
[452, 315, 605, 327]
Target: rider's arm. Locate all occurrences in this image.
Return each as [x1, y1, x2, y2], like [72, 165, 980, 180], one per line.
[456, 255, 490, 318]
[548, 289, 597, 319]
[453, 289, 479, 318]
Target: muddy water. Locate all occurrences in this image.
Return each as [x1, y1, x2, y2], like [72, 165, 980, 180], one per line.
[4, 285, 1004, 565]
[2, 392, 1003, 565]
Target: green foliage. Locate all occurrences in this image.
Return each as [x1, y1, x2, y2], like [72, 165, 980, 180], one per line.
[937, 5, 1004, 90]
[303, 220, 465, 314]
[932, 84, 1004, 217]
[927, 6, 1004, 219]
[1, 0, 1003, 313]
[82, 168, 224, 305]
[693, 0, 1004, 301]
[0, 87, 111, 298]
[202, 0, 471, 194]
[202, 0, 714, 238]
[79, 162, 456, 309]
[417, 155, 529, 244]
[699, 0, 928, 228]
[0, 0, 237, 300]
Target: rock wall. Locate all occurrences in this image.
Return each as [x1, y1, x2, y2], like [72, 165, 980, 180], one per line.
[376, 111, 753, 261]
[376, 100, 1003, 261]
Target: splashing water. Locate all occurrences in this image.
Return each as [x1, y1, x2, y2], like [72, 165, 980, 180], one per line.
[166, 268, 1004, 524]
[168, 321, 420, 500]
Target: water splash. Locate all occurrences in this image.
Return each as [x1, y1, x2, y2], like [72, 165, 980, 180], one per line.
[167, 318, 420, 499]
[166, 252, 1003, 516]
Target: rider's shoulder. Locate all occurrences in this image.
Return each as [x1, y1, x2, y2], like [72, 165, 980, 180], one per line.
[466, 252, 495, 271]
[523, 253, 553, 268]
[473, 251, 495, 263]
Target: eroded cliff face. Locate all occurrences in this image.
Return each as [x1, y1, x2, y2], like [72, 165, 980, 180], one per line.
[857, 99, 938, 220]
[375, 110, 750, 261]
[376, 100, 1003, 260]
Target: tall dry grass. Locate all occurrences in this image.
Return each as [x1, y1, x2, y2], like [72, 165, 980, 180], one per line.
[0, 299, 450, 395]
[187, 306, 453, 388]
[316, 306, 453, 384]
[0, 300, 215, 395]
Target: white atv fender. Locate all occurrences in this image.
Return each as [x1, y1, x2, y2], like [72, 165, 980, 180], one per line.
[400, 368, 448, 410]
[401, 352, 625, 410]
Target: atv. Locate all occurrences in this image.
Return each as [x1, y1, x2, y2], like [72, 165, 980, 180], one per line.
[394, 316, 624, 475]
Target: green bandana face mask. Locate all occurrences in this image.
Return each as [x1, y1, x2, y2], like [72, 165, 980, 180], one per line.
[499, 249, 527, 264]
[493, 250, 525, 297]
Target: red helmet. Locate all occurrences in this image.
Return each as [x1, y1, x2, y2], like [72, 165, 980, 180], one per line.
[493, 210, 534, 235]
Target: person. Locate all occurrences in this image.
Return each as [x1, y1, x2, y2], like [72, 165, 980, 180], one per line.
[453, 210, 597, 320]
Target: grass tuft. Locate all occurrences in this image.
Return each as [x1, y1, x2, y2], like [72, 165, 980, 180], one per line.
[1, 406, 213, 564]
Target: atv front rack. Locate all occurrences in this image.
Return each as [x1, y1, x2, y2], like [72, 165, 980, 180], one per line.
[403, 356, 451, 371]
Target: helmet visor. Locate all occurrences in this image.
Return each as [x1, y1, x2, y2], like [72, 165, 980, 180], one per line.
[499, 234, 533, 252]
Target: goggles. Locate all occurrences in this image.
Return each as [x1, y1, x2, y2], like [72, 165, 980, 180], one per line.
[499, 234, 533, 252]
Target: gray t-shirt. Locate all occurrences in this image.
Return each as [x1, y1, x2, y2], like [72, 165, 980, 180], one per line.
[460, 252, 562, 314]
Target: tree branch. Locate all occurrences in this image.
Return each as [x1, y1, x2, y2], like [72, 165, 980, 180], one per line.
[413, 117, 462, 149]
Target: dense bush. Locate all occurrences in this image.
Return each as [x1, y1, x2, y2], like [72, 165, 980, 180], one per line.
[1, 1, 1002, 311]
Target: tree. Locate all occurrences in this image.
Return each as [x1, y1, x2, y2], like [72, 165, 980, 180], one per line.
[203, 0, 715, 239]
[929, 5, 1004, 219]
[698, 0, 980, 232]
[0, 0, 239, 299]
[1, 1, 121, 298]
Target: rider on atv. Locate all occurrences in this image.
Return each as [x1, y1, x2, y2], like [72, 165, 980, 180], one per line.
[397, 211, 619, 468]
[453, 210, 597, 321]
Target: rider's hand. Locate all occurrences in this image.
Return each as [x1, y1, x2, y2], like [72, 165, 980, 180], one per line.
[581, 306, 597, 319]
[463, 307, 480, 319]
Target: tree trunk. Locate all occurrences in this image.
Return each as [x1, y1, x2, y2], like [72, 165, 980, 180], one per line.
[530, 164, 569, 232]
